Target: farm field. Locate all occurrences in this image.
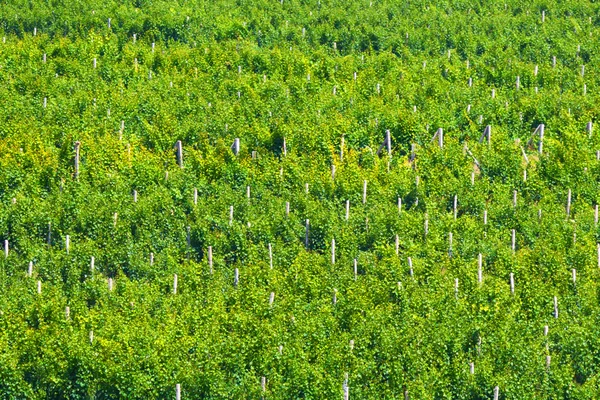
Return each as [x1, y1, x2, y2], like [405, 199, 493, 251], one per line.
[1, 0, 600, 398]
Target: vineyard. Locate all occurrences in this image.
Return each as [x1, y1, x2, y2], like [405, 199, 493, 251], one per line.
[1, 0, 600, 398]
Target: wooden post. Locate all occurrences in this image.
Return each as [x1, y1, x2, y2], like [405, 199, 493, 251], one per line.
[408, 257, 413, 278]
[362, 180, 367, 204]
[37, 280, 42, 294]
[511, 229, 516, 252]
[173, 274, 178, 294]
[89, 330, 94, 344]
[90, 256, 95, 273]
[208, 246, 213, 273]
[345, 200, 350, 221]
[424, 215, 429, 237]
[232, 138, 240, 156]
[133, 190, 138, 203]
[454, 278, 459, 299]
[553, 296, 558, 318]
[74, 141, 81, 180]
[484, 210, 488, 225]
[453, 195, 457, 219]
[513, 190, 517, 208]
[175, 140, 183, 168]
[229, 206, 234, 225]
[3, 239, 7, 258]
[572, 268, 576, 286]
[469, 362, 474, 374]
[285, 201, 290, 217]
[108, 278, 113, 291]
[268, 243, 273, 269]
[398, 197, 402, 213]
[283, 137, 287, 156]
[331, 164, 336, 180]
[477, 254, 482, 284]
[47, 222, 51, 246]
[587, 121, 593, 138]
[193, 188, 198, 205]
[65, 306, 70, 320]
[305, 220, 310, 248]
[493, 386, 499, 400]
[331, 239, 336, 265]
[66, 235, 70, 254]
[333, 289, 337, 305]
[516, 75, 520, 90]
[510, 273, 515, 294]
[448, 232, 453, 257]
[234, 268, 239, 287]
[566, 189, 571, 218]
[546, 355, 551, 368]
[538, 124, 544, 154]
[176, 384, 181, 400]
[305, 183, 309, 194]
[150, 252, 154, 266]
[353, 259, 357, 281]
[28, 261, 33, 277]
[269, 292, 275, 307]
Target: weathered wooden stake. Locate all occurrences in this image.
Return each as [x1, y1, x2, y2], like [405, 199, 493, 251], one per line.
[175, 140, 183, 168]
[229, 206, 234, 225]
[193, 188, 198, 205]
[173, 274, 178, 294]
[285, 201, 290, 217]
[269, 292, 275, 307]
[176, 384, 181, 400]
[208, 246, 213, 273]
[470, 362, 474, 374]
[477, 254, 482, 284]
[234, 268, 239, 287]
[331, 164, 336, 180]
[353, 259, 357, 281]
[108, 278, 113, 291]
[305, 183, 309, 194]
[133, 190, 138, 203]
[90, 256, 95, 272]
[333, 289, 337, 305]
[424, 215, 429, 237]
[552, 55, 556, 68]
[331, 239, 336, 265]
[65, 306, 70, 320]
[572, 268, 576, 286]
[268, 243, 273, 269]
[493, 386, 499, 400]
[511, 229, 516, 252]
[3, 240, 7, 258]
[398, 197, 402, 213]
[546, 355, 551, 368]
[362, 180, 367, 204]
[37, 280, 42, 294]
[305, 220, 310, 248]
[231, 138, 240, 156]
[566, 189, 572, 218]
[345, 200, 350, 221]
[454, 278, 459, 299]
[516, 76, 520, 90]
[74, 141, 81, 180]
[66, 235, 70, 254]
[150, 252, 154, 266]
[283, 137, 287, 156]
[510, 273, 515, 294]
[553, 296, 558, 318]
[453, 195, 458, 219]
[513, 190, 517, 208]
[587, 121, 593, 138]
[28, 261, 33, 277]
[89, 330, 94, 344]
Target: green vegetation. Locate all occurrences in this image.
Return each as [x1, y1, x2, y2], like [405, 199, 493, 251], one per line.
[1, 0, 600, 398]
